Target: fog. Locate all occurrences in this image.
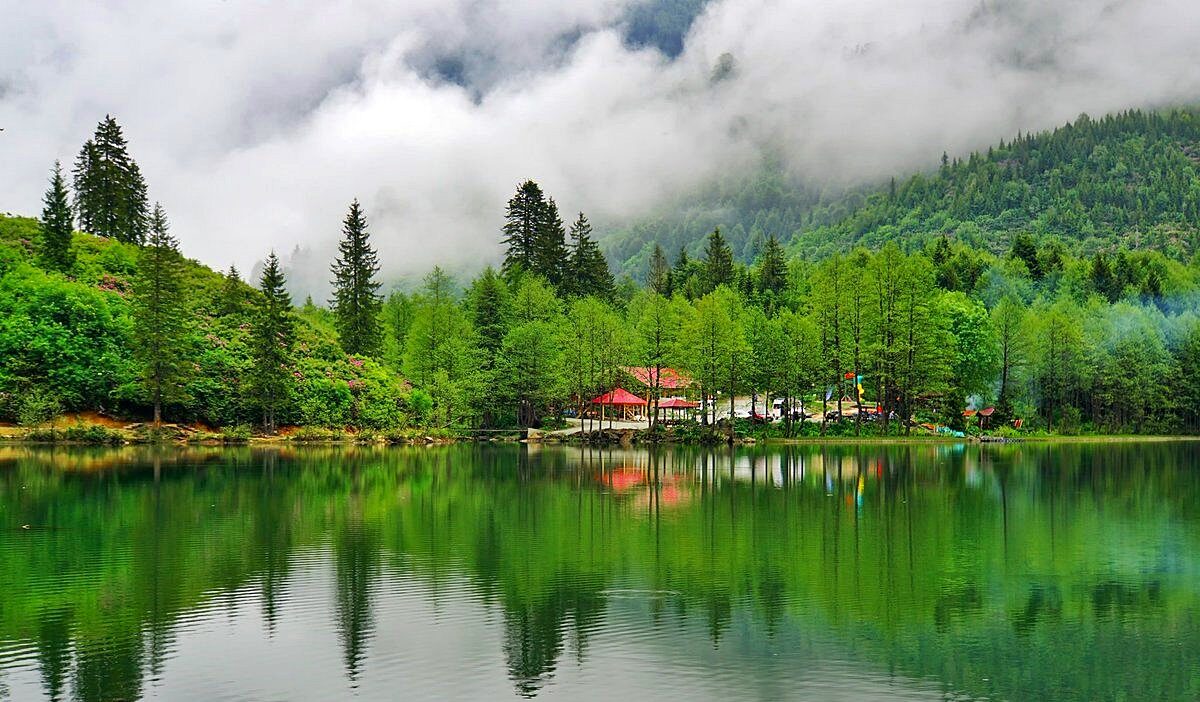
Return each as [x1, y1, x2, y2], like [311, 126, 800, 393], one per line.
[3, 0, 1200, 295]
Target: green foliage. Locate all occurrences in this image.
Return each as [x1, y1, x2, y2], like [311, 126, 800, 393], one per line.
[0, 263, 134, 419]
[330, 199, 383, 357]
[608, 110, 1200, 278]
[702, 228, 734, 293]
[502, 180, 613, 296]
[39, 161, 75, 272]
[24, 423, 124, 443]
[131, 204, 191, 423]
[219, 424, 252, 443]
[251, 252, 294, 432]
[0, 211, 410, 430]
[72, 115, 149, 245]
[403, 268, 478, 427]
[17, 393, 63, 427]
[564, 212, 614, 299]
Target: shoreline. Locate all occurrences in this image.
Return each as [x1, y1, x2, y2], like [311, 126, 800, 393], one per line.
[3, 425, 1199, 448]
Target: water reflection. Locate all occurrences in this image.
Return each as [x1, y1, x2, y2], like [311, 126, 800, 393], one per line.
[0, 443, 1198, 700]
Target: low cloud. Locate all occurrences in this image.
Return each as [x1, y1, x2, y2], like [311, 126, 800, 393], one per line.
[3, 0, 1200, 296]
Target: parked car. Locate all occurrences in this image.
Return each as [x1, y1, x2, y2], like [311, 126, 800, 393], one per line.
[736, 409, 771, 424]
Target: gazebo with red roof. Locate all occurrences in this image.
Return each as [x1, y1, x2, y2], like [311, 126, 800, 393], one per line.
[590, 387, 648, 422]
[657, 397, 699, 421]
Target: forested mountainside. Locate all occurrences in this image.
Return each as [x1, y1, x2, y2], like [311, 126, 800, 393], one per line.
[604, 110, 1200, 278]
[0, 214, 414, 429]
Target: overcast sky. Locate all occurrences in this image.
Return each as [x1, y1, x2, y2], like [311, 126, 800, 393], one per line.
[4, 0, 1200, 292]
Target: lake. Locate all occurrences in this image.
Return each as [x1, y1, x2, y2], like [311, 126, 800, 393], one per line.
[0, 442, 1197, 701]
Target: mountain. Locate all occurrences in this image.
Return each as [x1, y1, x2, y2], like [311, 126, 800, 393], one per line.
[603, 109, 1200, 279]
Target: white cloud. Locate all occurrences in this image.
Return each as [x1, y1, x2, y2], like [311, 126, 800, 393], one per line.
[3, 0, 1200, 294]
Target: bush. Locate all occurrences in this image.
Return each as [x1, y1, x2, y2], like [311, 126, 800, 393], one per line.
[296, 376, 352, 427]
[26, 423, 124, 444]
[220, 424, 252, 443]
[17, 394, 62, 427]
[406, 388, 434, 426]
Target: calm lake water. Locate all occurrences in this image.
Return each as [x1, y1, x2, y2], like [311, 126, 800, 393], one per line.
[0, 443, 1198, 701]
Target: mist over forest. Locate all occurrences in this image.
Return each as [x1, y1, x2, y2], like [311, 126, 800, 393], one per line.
[6, 0, 1200, 296]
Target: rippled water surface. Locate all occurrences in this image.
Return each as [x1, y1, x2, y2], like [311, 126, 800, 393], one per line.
[1, 443, 1198, 701]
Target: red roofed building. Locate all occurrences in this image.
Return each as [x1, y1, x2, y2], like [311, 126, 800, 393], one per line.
[620, 366, 692, 390]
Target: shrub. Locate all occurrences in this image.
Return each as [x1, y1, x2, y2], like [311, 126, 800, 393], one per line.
[220, 424, 252, 443]
[296, 376, 352, 428]
[17, 394, 62, 427]
[26, 423, 124, 444]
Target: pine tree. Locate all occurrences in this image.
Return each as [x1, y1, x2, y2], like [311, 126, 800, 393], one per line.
[252, 252, 294, 433]
[648, 243, 672, 296]
[501, 180, 547, 278]
[330, 199, 383, 356]
[702, 228, 734, 292]
[757, 234, 787, 295]
[1010, 232, 1042, 280]
[132, 203, 190, 426]
[39, 161, 75, 272]
[220, 265, 246, 316]
[533, 197, 568, 286]
[566, 212, 614, 298]
[72, 115, 149, 244]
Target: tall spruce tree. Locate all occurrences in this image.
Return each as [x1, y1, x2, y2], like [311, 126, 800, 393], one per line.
[566, 212, 614, 299]
[501, 180, 548, 278]
[39, 161, 75, 272]
[702, 227, 734, 292]
[220, 265, 246, 316]
[330, 199, 383, 356]
[73, 115, 149, 244]
[132, 203, 189, 425]
[648, 243, 672, 296]
[758, 234, 787, 295]
[252, 252, 294, 433]
[533, 197, 568, 286]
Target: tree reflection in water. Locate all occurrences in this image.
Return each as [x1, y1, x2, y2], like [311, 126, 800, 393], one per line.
[0, 442, 1197, 701]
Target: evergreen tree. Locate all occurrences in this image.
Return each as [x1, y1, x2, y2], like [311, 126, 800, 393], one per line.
[72, 115, 149, 244]
[533, 198, 568, 287]
[251, 252, 294, 433]
[1010, 232, 1042, 280]
[1091, 252, 1119, 302]
[501, 180, 548, 278]
[39, 161, 75, 273]
[702, 228, 734, 293]
[566, 212, 614, 299]
[132, 203, 190, 426]
[330, 199, 383, 356]
[220, 265, 246, 316]
[757, 234, 787, 296]
[648, 243, 672, 296]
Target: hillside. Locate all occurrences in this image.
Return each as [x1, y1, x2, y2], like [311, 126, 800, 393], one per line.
[604, 109, 1200, 278]
[0, 214, 413, 429]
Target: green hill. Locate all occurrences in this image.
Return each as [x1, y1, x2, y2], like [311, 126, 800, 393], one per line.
[605, 109, 1200, 278]
[0, 214, 413, 430]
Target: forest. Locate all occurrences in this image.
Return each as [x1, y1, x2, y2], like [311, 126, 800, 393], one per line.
[605, 110, 1200, 279]
[4, 111, 1200, 436]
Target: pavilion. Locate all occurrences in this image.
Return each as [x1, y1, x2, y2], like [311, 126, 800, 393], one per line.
[589, 388, 648, 422]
